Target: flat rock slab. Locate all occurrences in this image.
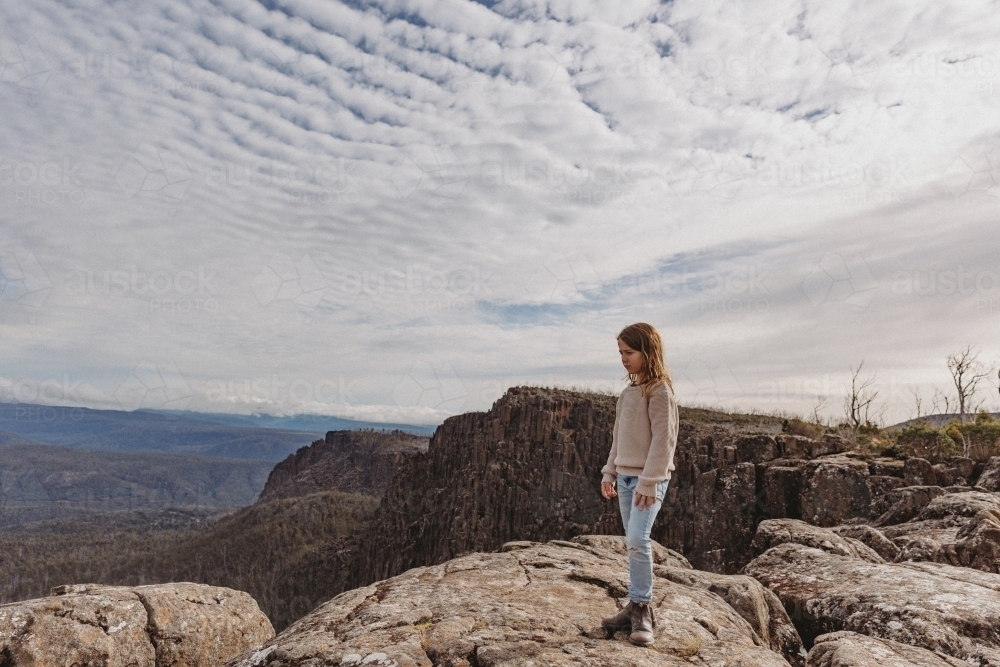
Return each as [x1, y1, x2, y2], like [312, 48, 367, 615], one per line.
[227, 536, 800, 667]
[744, 542, 1000, 665]
[0, 583, 274, 667]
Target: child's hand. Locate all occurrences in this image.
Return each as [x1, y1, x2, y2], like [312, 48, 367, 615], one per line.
[601, 481, 616, 499]
[634, 492, 656, 510]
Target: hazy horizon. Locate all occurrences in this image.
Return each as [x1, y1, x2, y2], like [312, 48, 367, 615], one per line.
[3, 0, 999, 427]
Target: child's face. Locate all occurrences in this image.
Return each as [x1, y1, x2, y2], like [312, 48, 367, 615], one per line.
[618, 338, 645, 377]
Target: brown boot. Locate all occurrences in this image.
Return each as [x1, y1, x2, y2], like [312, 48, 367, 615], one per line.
[629, 602, 655, 647]
[601, 600, 635, 632]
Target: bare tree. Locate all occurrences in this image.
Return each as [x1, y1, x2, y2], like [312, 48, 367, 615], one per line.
[947, 345, 996, 423]
[812, 395, 830, 425]
[908, 385, 923, 420]
[931, 387, 952, 416]
[843, 360, 881, 430]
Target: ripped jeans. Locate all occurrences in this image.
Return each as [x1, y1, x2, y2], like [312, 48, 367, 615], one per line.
[617, 474, 670, 604]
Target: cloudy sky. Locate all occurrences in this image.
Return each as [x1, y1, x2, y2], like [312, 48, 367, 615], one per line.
[1, 0, 999, 427]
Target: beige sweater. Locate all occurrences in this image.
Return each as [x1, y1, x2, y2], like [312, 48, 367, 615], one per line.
[601, 381, 679, 497]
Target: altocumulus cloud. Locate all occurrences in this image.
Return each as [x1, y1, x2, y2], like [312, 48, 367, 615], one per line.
[1, 0, 999, 426]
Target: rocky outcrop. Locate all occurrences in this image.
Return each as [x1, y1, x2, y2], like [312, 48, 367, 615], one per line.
[226, 537, 803, 667]
[344, 388, 622, 589]
[799, 456, 872, 527]
[751, 487, 1000, 573]
[830, 524, 901, 561]
[0, 583, 273, 667]
[751, 519, 884, 563]
[975, 457, 1000, 492]
[869, 490, 1000, 573]
[258, 430, 428, 502]
[806, 630, 969, 666]
[332, 388, 991, 593]
[743, 541, 1000, 664]
[871, 486, 948, 526]
[339, 388, 835, 591]
[652, 559, 804, 662]
[900, 456, 978, 488]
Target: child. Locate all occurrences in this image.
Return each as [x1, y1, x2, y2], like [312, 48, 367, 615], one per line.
[599, 322, 679, 647]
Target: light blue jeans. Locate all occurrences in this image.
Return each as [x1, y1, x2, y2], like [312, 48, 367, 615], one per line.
[617, 474, 670, 604]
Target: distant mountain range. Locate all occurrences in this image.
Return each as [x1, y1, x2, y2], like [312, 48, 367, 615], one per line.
[0, 402, 433, 461]
[0, 442, 272, 525]
[147, 408, 436, 436]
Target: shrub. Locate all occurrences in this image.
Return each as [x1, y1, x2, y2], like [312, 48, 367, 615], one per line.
[782, 418, 825, 440]
[944, 414, 1000, 461]
[895, 422, 958, 461]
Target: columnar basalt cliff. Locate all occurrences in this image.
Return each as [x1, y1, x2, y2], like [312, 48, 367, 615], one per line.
[342, 387, 991, 591]
[345, 388, 620, 588]
[258, 430, 429, 502]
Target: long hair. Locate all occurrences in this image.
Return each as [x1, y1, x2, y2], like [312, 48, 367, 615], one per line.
[618, 322, 674, 396]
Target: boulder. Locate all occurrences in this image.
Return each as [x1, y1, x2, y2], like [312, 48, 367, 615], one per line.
[775, 435, 813, 459]
[975, 456, 1000, 491]
[930, 459, 975, 487]
[865, 476, 907, 512]
[227, 537, 802, 667]
[894, 508, 1000, 573]
[951, 457, 976, 481]
[751, 519, 884, 563]
[737, 435, 780, 464]
[871, 486, 947, 527]
[881, 519, 962, 552]
[903, 458, 935, 486]
[743, 542, 1000, 664]
[0, 583, 274, 667]
[830, 525, 901, 562]
[915, 489, 1000, 521]
[805, 630, 969, 666]
[894, 559, 1000, 593]
[860, 490, 1000, 573]
[800, 457, 871, 527]
[931, 464, 959, 487]
[813, 434, 847, 457]
[654, 565, 804, 665]
[868, 459, 905, 478]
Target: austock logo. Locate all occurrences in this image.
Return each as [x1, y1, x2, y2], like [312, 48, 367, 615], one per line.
[0, 35, 52, 92]
[801, 252, 877, 311]
[390, 145, 468, 200]
[114, 361, 192, 411]
[115, 143, 194, 201]
[679, 358, 743, 406]
[392, 362, 467, 412]
[941, 138, 1000, 200]
[0, 252, 52, 310]
[524, 252, 600, 302]
[251, 252, 327, 312]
